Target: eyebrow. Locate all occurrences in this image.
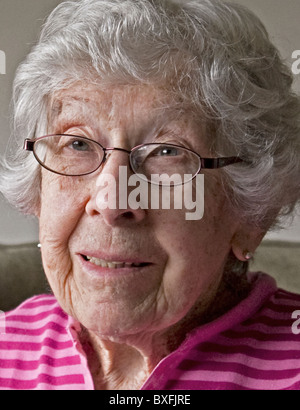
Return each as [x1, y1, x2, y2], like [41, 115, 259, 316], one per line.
[51, 93, 92, 110]
[50, 100, 63, 118]
[48, 96, 97, 130]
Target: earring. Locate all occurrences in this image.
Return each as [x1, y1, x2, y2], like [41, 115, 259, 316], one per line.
[243, 251, 253, 261]
[37, 243, 42, 249]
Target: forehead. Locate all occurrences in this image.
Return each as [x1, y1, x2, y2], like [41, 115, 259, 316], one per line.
[50, 83, 177, 121]
[47, 82, 208, 148]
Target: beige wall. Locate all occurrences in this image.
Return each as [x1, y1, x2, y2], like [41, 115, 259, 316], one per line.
[0, 0, 299, 244]
[0, 1, 63, 244]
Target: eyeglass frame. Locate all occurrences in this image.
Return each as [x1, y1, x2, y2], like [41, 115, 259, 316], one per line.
[24, 134, 245, 184]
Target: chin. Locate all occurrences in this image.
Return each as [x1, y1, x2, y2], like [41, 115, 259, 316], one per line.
[74, 302, 154, 339]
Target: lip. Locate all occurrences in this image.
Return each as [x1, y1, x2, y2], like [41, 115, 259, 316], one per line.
[76, 252, 153, 278]
[77, 250, 151, 265]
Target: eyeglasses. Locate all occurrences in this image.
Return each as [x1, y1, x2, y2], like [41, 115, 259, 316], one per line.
[24, 134, 244, 186]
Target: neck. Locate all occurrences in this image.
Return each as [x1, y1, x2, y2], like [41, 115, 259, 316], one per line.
[79, 328, 169, 390]
[79, 272, 251, 390]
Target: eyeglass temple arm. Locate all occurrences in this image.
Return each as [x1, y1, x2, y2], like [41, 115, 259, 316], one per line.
[201, 157, 244, 169]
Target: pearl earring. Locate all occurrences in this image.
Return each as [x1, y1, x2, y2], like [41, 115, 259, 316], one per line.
[243, 251, 253, 260]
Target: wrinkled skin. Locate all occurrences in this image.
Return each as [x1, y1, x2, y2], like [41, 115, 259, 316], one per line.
[37, 83, 264, 389]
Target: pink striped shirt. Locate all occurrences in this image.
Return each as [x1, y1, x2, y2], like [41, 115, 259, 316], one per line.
[1, 272, 300, 390]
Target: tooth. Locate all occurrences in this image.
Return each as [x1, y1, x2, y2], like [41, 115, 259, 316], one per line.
[94, 258, 102, 266]
[107, 262, 116, 268]
[86, 256, 141, 269]
[115, 262, 125, 268]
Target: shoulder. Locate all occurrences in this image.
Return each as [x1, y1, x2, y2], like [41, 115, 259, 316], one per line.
[0, 294, 72, 355]
[0, 295, 83, 390]
[199, 287, 300, 390]
[2, 294, 68, 334]
[250, 287, 300, 335]
[149, 279, 300, 391]
[222, 286, 300, 342]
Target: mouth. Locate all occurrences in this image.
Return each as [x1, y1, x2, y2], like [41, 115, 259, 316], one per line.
[81, 254, 150, 269]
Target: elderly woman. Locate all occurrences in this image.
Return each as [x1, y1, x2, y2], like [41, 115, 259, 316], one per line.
[0, 0, 300, 391]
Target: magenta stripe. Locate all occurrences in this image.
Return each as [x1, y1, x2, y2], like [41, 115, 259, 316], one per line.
[164, 379, 251, 390]
[197, 343, 300, 360]
[282, 381, 300, 390]
[178, 359, 300, 380]
[262, 303, 300, 314]
[21, 298, 57, 309]
[243, 316, 293, 327]
[0, 373, 85, 389]
[5, 321, 67, 336]
[0, 355, 80, 370]
[276, 291, 300, 302]
[223, 329, 298, 342]
[0, 337, 73, 351]
[7, 308, 68, 323]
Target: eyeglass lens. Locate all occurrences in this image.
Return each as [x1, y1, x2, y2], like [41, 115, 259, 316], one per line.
[34, 135, 104, 176]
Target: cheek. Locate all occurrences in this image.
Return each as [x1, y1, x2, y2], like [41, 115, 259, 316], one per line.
[39, 174, 89, 243]
[38, 174, 90, 312]
[155, 199, 231, 277]
[153, 183, 235, 316]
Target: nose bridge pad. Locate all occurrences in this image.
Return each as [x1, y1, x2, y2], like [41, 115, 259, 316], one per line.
[102, 149, 113, 164]
[102, 148, 132, 171]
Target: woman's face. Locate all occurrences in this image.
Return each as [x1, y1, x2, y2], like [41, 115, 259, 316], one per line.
[38, 83, 244, 341]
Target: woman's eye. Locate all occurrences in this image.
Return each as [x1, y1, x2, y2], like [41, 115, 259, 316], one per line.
[70, 140, 91, 151]
[156, 146, 179, 156]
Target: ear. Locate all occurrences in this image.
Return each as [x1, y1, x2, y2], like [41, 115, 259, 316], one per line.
[231, 223, 266, 262]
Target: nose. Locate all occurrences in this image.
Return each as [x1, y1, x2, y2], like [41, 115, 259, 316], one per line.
[85, 149, 147, 225]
